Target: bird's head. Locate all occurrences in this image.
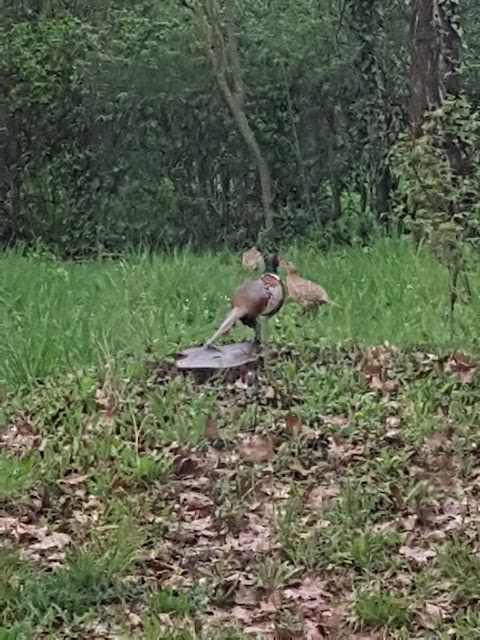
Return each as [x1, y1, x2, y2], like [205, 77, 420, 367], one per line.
[264, 255, 281, 274]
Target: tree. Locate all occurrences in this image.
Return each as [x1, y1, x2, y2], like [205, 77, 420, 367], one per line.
[181, 0, 274, 233]
[0, 7, 19, 246]
[398, 0, 476, 323]
[409, 0, 463, 171]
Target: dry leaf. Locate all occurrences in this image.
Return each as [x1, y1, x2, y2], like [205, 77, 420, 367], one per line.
[30, 531, 72, 551]
[95, 360, 119, 426]
[382, 379, 399, 393]
[327, 435, 364, 463]
[127, 612, 142, 628]
[230, 605, 257, 624]
[284, 411, 303, 437]
[303, 619, 325, 640]
[179, 491, 213, 511]
[399, 515, 418, 532]
[204, 415, 219, 442]
[423, 425, 454, 450]
[238, 435, 274, 463]
[283, 576, 330, 614]
[422, 602, 444, 625]
[370, 375, 399, 393]
[386, 416, 401, 429]
[234, 584, 259, 606]
[264, 385, 278, 402]
[399, 544, 436, 567]
[444, 351, 478, 384]
[0, 418, 45, 457]
[322, 414, 349, 427]
[308, 485, 339, 511]
[59, 473, 90, 486]
[370, 375, 384, 391]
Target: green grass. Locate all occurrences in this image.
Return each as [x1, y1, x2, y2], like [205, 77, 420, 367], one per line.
[0, 238, 479, 637]
[0, 237, 478, 388]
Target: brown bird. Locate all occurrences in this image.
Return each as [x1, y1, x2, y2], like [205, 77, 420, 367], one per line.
[204, 256, 285, 349]
[242, 247, 264, 271]
[281, 261, 340, 311]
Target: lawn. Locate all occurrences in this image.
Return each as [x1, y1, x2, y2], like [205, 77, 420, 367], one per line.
[0, 238, 479, 638]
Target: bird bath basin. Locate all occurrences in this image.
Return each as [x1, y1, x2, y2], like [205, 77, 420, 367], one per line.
[175, 341, 258, 370]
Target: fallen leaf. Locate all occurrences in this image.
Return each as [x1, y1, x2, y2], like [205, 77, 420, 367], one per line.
[234, 584, 259, 606]
[444, 351, 478, 384]
[399, 515, 418, 532]
[157, 613, 174, 628]
[95, 359, 119, 426]
[399, 544, 436, 567]
[283, 576, 331, 618]
[422, 602, 444, 625]
[383, 379, 399, 393]
[423, 425, 454, 450]
[0, 418, 45, 457]
[369, 375, 384, 391]
[230, 605, 257, 623]
[238, 435, 274, 463]
[284, 411, 303, 436]
[386, 416, 401, 429]
[370, 375, 399, 393]
[179, 491, 213, 511]
[264, 385, 278, 402]
[327, 435, 364, 463]
[204, 415, 219, 442]
[30, 532, 72, 551]
[127, 612, 142, 628]
[59, 473, 90, 485]
[225, 512, 272, 553]
[308, 485, 339, 511]
[322, 414, 349, 427]
[303, 619, 325, 640]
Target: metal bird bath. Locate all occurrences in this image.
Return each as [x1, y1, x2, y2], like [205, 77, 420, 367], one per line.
[175, 341, 258, 370]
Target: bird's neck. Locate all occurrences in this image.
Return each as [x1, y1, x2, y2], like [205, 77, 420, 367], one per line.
[265, 272, 281, 281]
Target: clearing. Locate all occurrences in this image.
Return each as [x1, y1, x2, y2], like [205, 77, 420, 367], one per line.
[0, 239, 479, 638]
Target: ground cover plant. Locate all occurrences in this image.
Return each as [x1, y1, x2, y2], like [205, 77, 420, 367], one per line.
[0, 239, 480, 638]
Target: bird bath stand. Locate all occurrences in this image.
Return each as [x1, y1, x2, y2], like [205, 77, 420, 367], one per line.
[175, 341, 258, 371]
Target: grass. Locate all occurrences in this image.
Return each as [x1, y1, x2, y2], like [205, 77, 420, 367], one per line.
[0, 238, 479, 637]
[0, 237, 478, 388]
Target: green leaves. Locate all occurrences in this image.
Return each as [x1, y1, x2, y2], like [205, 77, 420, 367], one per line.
[3, 0, 480, 256]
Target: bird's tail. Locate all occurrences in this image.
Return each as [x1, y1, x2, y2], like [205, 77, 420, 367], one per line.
[203, 306, 247, 348]
[326, 297, 342, 309]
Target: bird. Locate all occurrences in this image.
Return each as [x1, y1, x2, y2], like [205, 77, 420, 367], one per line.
[204, 255, 285, 349]
[281, 261, 341, 311]
[242, 247, 264, 271]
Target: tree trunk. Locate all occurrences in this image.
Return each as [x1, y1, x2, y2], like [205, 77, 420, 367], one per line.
[215, 70, 274, 231]
[0, 36, 19, 246]
[183, 0, 274, 232]
[280, 62, 311, 211]
[409, 0, 461, 135]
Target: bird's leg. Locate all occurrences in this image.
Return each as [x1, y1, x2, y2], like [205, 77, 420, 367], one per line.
[204, 343, 222, 352]
[253, 320, 261, 348]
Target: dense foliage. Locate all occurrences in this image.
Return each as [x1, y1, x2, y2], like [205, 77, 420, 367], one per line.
[1, 0, 480, 256]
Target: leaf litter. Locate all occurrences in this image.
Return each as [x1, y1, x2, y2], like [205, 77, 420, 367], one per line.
[1, 342, 480, 637]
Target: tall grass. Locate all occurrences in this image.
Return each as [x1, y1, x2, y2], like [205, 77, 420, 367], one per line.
[0, 238, 478, 388]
